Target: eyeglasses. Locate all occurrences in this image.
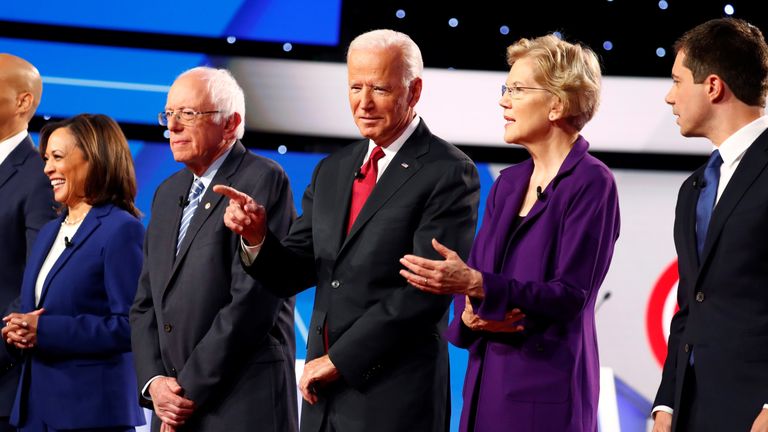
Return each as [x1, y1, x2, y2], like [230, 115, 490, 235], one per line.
[158, 109, 220, 126]
[501, 84, 551, 98]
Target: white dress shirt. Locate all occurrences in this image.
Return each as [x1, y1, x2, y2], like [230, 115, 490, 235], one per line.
[0, 129, 29, 166]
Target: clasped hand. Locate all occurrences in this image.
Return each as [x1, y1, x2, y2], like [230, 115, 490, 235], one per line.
[2, 308, 44, 349]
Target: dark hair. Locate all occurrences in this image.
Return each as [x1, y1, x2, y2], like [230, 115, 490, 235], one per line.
[675, 18, 768, 107]
[39, 114, 140, 218]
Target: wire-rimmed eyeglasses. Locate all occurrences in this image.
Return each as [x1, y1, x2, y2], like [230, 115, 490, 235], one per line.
[501, 84, 551, 98]
[158, 109, 220, 126]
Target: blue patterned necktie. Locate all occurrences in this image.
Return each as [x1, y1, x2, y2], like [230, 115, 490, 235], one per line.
[177, 178, 205, 254]
[695, 149, 723, 259]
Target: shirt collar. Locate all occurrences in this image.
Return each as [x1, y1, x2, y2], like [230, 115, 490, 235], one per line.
[194, 142, 235, 188]
[717, 115, 768, 166]
[368, 115, 420, 157]
[0, 129, 29, 165]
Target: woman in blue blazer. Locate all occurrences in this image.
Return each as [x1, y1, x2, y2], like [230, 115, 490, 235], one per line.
[1, 114, 145, 431]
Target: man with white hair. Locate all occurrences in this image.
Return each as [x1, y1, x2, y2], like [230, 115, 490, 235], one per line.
[216, 30, 480, 432]
[130, 66, 298, 431]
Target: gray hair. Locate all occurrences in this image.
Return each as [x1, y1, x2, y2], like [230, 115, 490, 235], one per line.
[176, 66, 246, 139]
[347, 29, 424, 87]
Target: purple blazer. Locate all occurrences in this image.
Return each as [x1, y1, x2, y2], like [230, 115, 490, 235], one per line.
[446, 137, 620, 432]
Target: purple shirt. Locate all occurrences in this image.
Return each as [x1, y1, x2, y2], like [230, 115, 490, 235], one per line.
[446, 136, 620, 432]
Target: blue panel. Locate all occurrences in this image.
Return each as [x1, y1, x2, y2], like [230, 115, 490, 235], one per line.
[0, 38, 206, 124]
[0, 0, 341, 46]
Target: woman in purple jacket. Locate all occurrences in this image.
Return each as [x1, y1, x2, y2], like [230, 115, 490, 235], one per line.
[400, 35, 620, 432]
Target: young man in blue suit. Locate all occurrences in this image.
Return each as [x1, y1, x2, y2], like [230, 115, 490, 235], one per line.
[0, 54, 56, 432]
[652, 18, 768, 432]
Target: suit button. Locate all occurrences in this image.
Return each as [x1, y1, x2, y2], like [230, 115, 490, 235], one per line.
[695, 292, 704, 302]
[164, 323, 173, 333]
[316, 325, 322, 335]
[331, 280, 340, 289]
[684, 344, 690, 353]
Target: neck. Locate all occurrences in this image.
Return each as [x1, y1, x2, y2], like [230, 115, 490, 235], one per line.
[0, 123, 26, 143]
[66, 201, 93, 223]
[708, 105, 764, 146]
[526, 130, 579, 175]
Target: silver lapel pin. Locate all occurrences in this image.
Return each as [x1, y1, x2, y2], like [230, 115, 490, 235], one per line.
[401, 163, 409, 169]
[204, 202, 211, 210]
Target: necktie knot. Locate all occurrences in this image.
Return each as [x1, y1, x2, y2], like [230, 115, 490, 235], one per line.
[188, 178, 205, 202]
[360, 146, 385, 179]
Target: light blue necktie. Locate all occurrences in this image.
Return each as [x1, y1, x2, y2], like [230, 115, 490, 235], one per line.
[177, 178, 205, 254]
[695, 150, 723, 259]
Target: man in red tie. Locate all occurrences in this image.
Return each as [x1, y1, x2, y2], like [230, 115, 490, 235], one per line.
[215, 29, 479, 432]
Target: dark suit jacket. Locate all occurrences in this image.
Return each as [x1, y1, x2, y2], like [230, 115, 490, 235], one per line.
[248, 121, 480, 432]
[6, 204, 145, 429]
[0, 135, 56, 417]
[130, 142, 298, 432]
[654, 127, 768, 431]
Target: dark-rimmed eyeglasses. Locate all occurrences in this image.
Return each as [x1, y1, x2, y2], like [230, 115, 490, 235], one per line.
[158, 109, 220, 126]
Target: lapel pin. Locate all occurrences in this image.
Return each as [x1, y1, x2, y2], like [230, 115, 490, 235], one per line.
[204, 202, 211, 210]
[401, 163, 409, 169]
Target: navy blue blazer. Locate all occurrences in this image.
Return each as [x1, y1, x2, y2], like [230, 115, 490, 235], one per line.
[9, 204, 145, 429]
[0, 135, 56, 416]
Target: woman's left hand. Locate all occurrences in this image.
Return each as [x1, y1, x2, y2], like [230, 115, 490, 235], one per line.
[400, 238, 484, 298]
[2, 309, 44, 349]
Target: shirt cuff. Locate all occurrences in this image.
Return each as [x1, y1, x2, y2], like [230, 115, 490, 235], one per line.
[141, 375, 165, 400]
[763, 404, 768, 410]
[652, 405, 674, 416]
[240, 236, 264, 265]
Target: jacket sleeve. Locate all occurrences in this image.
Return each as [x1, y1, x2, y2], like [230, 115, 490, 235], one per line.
[474, 170, 620, 322]
[37, 217, 144, 355]
[330, 159, 480, 389]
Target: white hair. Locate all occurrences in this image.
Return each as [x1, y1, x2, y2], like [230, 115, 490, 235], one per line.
[347, 29, 424, 87]
[177, 66, 246, 139]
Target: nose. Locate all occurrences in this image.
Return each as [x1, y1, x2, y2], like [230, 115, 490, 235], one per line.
[43, 157, 54, 176]
[499, 93, 512, 109]
[167, 114, 183, 132]
[665, 86, 674, 105]
[359, 88, 374, 109]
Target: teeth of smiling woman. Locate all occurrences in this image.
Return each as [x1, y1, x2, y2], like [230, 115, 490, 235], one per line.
[51, 179, 65, 187]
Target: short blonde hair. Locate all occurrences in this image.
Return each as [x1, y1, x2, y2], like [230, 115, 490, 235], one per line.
[507, 35, 601, 131]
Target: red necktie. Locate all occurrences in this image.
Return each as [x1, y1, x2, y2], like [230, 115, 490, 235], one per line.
[346, 146, 385, 234]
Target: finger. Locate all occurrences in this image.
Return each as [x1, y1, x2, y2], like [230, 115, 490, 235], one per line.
[398, 270, 440, 293]
[29, 308, 45, 316]
[212, 185, 251, 204]
[431, 238, 457, 259]
[400, 254, 440, 271]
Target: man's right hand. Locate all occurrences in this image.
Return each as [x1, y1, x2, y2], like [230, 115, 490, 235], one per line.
[213, 185, 267, 246]
[652, 411, 672, 432]
[148, 376, 195, 427]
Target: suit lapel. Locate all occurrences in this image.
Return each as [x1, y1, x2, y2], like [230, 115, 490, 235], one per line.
[0, 135, 35, 189]
[340, 122, 429, 253]
[23, 217, 61, 310]
[699, 129, 768, 266]
[327, 143, 367, 255]
[166, 143, 246, 291]
[38, 206, 109, 306]
[678, 174, 701, 271]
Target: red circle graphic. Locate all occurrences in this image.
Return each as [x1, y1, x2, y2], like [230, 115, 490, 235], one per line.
[645, 260, 679, 368]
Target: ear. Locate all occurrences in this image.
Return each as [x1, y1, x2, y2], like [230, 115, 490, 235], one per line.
[223, 112, 242, 139]
[407, 77, 422, 107]
[16, 92, 34, 116]
[705, 74, 726, 103]
[548, 96, 565, 122]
